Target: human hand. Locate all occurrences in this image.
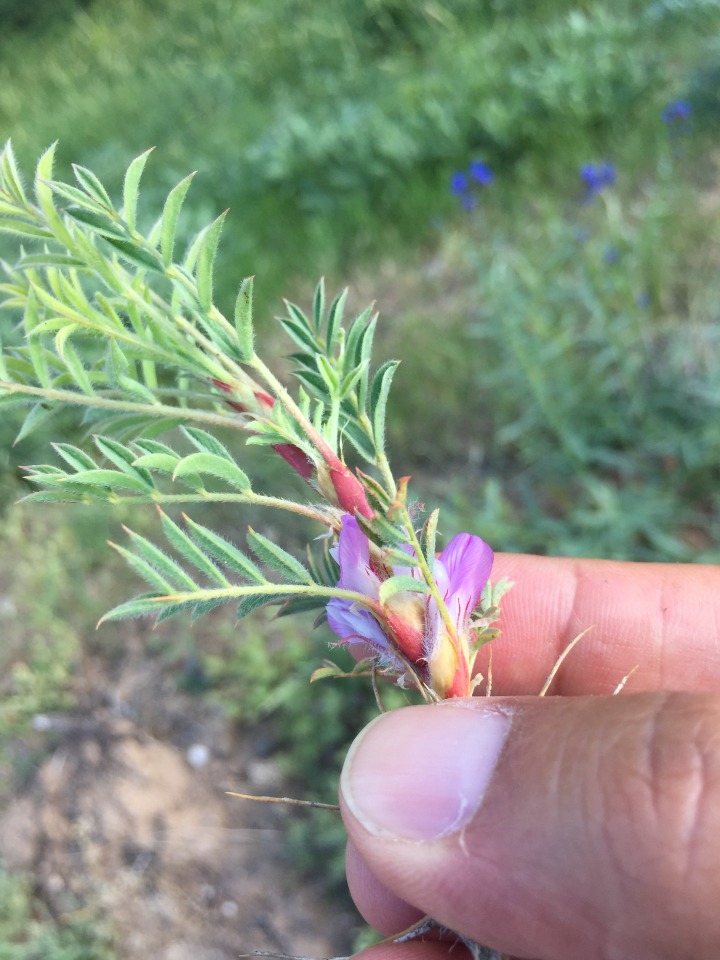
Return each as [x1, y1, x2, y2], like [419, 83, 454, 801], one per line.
[339, 553, 720, 960]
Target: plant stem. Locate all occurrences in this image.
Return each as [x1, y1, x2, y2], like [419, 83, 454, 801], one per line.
[0, 381, 245, 430]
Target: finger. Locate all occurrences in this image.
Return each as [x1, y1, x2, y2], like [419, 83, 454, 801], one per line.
[341, 697, 720, 960]
[479, 553, 720, 694]
[346, 837, 422, 936]
[354, 942, 455, 960]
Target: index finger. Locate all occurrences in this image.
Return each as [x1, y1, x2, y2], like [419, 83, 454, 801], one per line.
[476, 553, 720, 695]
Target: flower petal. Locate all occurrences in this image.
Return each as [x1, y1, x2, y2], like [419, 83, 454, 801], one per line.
[334, 515, 380, 597]
[437, 533, 494, 625]
[327, 597, 403, 670]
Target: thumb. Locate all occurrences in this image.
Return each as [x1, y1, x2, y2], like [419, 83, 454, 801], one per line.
[340, 695, 720, 960]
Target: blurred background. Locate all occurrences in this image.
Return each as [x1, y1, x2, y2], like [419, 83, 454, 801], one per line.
[0, 0, 719, 956]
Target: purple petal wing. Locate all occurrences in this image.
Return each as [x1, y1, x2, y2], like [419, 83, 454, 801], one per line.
[437, 533, 494, 626]
[327, 597, 401, 666]
[335, 515, 379, 596]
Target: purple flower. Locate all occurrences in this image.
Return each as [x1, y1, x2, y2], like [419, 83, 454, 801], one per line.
[460, 192, 477, 211]
[450, 171, 469, 196]
[580, 161, 616, 200]
[326, 515, 494, 698]
[469, 160, 494, 186]
[425, 532, 493, 697]
[603, 246, 620, 265]
[661, 99, 692, 123]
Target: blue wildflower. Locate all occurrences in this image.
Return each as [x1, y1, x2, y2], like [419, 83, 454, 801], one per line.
[603, 246, 620, 265]
[580, 162, 616, 200]
[450, 161, 494, 210]
[450, 171, 468, 195]
[469, 160, 494, 186]
[661, 99, 692, 124]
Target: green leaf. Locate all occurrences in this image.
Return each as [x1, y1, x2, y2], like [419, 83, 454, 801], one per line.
[370, 359, 399, 456]
[104, 237, 162, 271]
[312, 278, 326, 333]
[340, 420, 374, 464]
[280, 315, 319, 353]
[246, 528, 313, 583]
[173, 452, 251, 490]
[344, 306, 374, 369]
[0, 217, 54, 240]
[310, 663, 344, 682]
[20, 490, 91, 504]
[378, 575, 428, 605]
[65, 205, 126, 239]
[338, 360, 368, 399]
[293, 368, 329, 398]
[59, 339, 94, 395]
[276, 594, 327, 617]
[132, 452, 180, 473]
[158, 511, 230, 586]
[14, 402, 60, 443]
[100, 592, 168, 623]
[123, 147, 154, 233]
[355, 511, 408, 548]
[357, 315, 378, 409]
[354, 469, 391, 510]
[233, 275, 255, 361]
[161, 172, 195, 267]
[236, 592, 286, 620]
[1, 140, 27, 204]
[183, 516, 265, 583]
[133, 438, 180, 457]
[49, 179, 110, 212]
[315, 354, 339, 393]
[123, 528, 199, 589]
[72, 164, 114, 210]
[35, 142, 74, 249]
[59, 468, 151, 493]
[182, 426, 235, 459]
[196, 210, 227, 311]
[52, 442, 98, 471]
[325, 287, 347, 350]
[19, 251, 87, 269]
[109, 541, 176, 591]
[421, 508, 440, 564]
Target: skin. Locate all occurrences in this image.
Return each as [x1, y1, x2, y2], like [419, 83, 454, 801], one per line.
[340, 553, 720, 960]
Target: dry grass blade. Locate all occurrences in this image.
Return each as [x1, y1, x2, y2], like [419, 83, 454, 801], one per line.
[226, 792, 340, 811]
[538, 626, 594, 696]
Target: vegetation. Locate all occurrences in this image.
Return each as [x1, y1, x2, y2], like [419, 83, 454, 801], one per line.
[0, 0, 719, 951]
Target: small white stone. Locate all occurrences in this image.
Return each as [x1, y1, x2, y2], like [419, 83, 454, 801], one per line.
[186, 743, 210, 768]
[32, 714, 53, 731]
[220, 900, 238, 918]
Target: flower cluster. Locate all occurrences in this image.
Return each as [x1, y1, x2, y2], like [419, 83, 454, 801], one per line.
[580, 161, 616, 201]
[326, 515, 493, 699]
[450, 159, 494, 210]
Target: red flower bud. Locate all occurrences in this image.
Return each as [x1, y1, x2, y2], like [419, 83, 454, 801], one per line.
[271, 443, 315, 480]
[320, 451, 373, 519]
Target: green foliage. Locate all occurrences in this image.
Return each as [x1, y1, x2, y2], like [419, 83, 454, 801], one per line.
[0, 867, 116, 960]
[0, 0, 716, 313]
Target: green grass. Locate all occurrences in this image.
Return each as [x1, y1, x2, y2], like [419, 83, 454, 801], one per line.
[0, 868, 115, 960]
[1, 0, 717, 312]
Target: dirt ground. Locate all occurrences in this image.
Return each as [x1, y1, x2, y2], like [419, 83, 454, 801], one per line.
[0, 639, 358, 959]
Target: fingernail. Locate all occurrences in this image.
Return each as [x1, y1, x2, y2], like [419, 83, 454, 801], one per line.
[341, 702, 511, 840]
